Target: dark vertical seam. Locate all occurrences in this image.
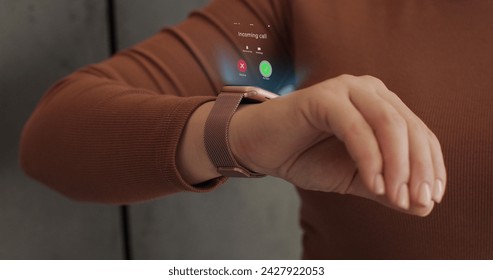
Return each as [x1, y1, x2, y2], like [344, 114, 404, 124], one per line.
[107, 0, 118, 55]
[107, 0, 133, 260]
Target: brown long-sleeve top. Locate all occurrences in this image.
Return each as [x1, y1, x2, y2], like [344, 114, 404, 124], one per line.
[20, 0, 493, 259]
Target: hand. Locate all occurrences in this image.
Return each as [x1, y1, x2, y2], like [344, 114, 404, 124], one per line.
[229, 75, 447, 216]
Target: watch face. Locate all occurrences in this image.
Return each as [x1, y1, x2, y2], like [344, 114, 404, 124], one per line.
[216, 20, 294, 94]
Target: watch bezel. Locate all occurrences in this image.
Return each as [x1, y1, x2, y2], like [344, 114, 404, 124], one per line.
[221, 86, 279, 102]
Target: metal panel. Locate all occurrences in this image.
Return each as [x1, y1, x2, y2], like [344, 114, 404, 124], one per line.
[0, 0, 122, 259]
[116, 0, 302, 259]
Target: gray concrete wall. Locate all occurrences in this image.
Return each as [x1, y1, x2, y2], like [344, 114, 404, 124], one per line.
[0, 0, 122, 259]
[0, 0, 301, 259]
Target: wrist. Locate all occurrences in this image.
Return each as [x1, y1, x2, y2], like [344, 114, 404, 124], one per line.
[233, 89, 327, 174]
[199, 85, 281, 178]
[228, 103, 264, 174]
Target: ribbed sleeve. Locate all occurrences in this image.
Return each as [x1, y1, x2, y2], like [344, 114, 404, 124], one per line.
[20, 72, 223, 203]
[19, 0, 291, 204]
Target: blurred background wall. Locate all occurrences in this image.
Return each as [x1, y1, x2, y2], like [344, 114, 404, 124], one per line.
[0, 0, 301, 259]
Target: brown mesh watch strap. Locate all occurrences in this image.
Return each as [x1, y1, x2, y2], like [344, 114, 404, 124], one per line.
[204, 92, 265, 178]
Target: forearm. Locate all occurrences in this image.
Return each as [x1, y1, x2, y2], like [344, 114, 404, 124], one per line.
[20, 72, 218, 203]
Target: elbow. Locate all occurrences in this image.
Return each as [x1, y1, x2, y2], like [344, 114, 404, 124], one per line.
[18, 119, 77, 202]
[18, 102, 96, 204]
[18, 75, 97, 203]
[20, 139, 121, 204]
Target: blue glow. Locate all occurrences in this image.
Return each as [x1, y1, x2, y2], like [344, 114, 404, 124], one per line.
[216, 49, 237, 86]
[278, 84, 296, 96]
[215, 48, 296, 94]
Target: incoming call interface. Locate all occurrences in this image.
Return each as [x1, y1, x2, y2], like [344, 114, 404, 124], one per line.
[230, 21, 283, 93]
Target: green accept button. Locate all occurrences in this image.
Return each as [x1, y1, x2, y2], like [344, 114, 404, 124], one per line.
[259, 60, 272, 78]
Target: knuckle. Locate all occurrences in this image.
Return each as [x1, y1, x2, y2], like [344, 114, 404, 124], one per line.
[359, 149, 381, 170]
[336, 74, 356, 84]
[408, 120, 424, 132]
[360, 75, 387, 89]
[338, 73, 355, 80]
[378, 109, 406, 131]
[428, 130, 444, 154]
[342, 124, 382, 169]
[340, 120, 359, 141]
[428, 130, 441, 146]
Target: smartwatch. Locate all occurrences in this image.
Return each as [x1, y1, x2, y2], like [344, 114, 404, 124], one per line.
[204, 86, 279, 177]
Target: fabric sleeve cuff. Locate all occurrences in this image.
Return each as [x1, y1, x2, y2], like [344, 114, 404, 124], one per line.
[156, 95, 228, 194]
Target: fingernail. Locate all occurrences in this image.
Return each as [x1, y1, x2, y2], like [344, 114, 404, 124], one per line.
[397, 184, 410, 210]
[373, 174, 385, 195]
[433, 179, 444, 203]
[417, 182, 432, 206]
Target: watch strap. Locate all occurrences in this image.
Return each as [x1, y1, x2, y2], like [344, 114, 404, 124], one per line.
[204, 92, 265, 178]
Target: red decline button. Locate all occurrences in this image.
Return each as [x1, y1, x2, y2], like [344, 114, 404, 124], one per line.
[237, 59, 247, 73]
